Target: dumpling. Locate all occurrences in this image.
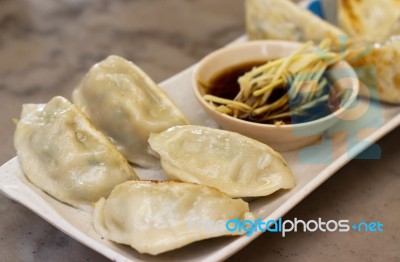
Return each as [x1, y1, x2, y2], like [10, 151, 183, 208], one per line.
[148, 125, 295, 198]
[14, 96, 138, 209]
[338, 0, 400, 42]
[246, 0, 345, 47]
[72, 55, 189, 168]
[93, 180, 250, 255]
[346, 39, 400, 103]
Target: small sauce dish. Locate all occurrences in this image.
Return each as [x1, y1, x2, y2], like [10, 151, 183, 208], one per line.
[192, 40, 359, 151]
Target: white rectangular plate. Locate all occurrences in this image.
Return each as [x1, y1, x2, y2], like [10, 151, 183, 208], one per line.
[1, 37, 400, 261]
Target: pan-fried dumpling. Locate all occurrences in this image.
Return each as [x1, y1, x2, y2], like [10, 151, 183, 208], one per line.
[72, 55, 189, 168]
[148, 125, 295, 198]
[93, 181, 250, 255]
[338, 0, 400, 42]
[338, 0, 400, 104]
[246, 0, 345, 47]
[346, 38, 400, 103]
[14, 96, 138, 209]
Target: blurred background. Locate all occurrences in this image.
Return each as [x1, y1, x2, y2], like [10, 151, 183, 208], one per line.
[0, 0, 399, 261]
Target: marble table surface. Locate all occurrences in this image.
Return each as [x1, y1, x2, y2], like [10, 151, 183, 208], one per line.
[0, 0, 399, 261]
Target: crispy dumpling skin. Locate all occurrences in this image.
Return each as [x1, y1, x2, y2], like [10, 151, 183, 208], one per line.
[246, 0, 345, 47]
[148, 125, 295, 198]
[14, 96, 138, 209]
[346, 39, 400, 104]
[72, 55, 189, 168]
[93, 180, 250, 255]
[338, 0, 400, 42]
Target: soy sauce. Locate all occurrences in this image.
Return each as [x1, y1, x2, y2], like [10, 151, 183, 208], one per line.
[205, 61, 266, 100]
[204, 61, 291, 124]
[203, 61, 338, 125]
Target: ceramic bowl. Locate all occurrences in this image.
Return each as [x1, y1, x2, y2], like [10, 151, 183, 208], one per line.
[192, 40, 359, 151]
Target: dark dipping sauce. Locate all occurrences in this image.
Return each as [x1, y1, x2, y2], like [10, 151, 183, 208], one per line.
[204, 61, 266, 100]
[203, 61, 341, 125]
